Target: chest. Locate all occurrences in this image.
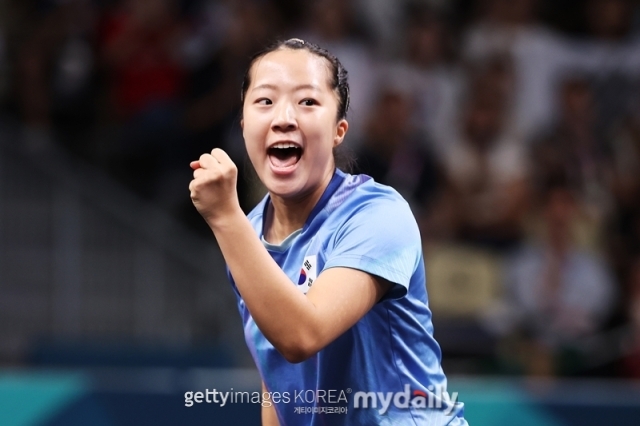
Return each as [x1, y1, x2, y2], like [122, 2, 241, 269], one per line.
[270, 234, 330, 296]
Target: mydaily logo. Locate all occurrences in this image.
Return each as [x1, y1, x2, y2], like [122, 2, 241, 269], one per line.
[353, 384, 461, 415]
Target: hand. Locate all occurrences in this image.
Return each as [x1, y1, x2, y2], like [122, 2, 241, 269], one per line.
[189, 148, 241, 226]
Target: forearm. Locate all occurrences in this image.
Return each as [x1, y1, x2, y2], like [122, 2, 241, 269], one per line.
[262, 382, 280, 426]
[207, 210, 320, 361]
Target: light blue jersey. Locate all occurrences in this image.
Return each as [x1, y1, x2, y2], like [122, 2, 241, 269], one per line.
[228, 169, 467, 425]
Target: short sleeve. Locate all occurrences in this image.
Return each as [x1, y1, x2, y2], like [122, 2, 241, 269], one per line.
[323, 197, 422, 300]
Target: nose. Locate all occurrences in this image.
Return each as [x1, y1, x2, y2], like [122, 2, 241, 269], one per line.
[271, 101, 297, 132]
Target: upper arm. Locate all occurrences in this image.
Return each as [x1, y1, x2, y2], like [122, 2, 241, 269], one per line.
[304, 267, 391, 350]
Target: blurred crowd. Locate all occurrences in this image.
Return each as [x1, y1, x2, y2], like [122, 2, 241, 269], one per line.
[2, 0, 640, 379]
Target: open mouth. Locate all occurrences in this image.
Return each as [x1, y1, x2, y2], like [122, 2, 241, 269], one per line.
[267, 143, 303, 169]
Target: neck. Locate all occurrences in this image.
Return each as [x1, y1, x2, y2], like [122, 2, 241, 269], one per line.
[264, 169, 335, 245]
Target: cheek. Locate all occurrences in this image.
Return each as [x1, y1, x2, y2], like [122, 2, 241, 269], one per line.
[242, 116, 267, 155]
[305, 131, 336, 169]
[306, 116, 338, 149]
[244, 139, 265, 172]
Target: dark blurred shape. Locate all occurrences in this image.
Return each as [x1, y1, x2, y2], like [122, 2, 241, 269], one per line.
[479, 0, 540, 27]
[100, 0, 185, 119]
[29, 338, 233, 369]
[621, 256, 640, 377]
[305, 0, 367, 42]
[97, 0, 188, 199]
[353, 87, 444, 215]
[404, 3, 454, 67]
[586, 0, 633, 41]
[12, 0, 97, 153]
[607, 93, 640, 283]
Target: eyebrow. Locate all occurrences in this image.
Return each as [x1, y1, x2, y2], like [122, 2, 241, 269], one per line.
[251, 83, 321, 92]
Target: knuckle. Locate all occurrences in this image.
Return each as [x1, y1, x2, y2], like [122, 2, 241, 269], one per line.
[206, 169, 220, 181]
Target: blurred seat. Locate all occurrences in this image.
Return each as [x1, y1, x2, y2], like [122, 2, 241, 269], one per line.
[426, 244, 503, 319]
[425, 244, 504, 373]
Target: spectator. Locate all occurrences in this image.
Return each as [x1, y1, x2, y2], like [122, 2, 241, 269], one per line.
[442, 63, 529, 251]
[505, 183, 616, 376]
[531, 75, 614, 248]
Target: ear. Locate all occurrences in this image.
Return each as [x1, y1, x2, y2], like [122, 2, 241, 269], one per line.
[334, 119, 349, 147]
[240, 118, 244, 130]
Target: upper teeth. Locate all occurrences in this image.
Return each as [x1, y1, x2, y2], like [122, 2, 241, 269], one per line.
[271, 142, 299, 149]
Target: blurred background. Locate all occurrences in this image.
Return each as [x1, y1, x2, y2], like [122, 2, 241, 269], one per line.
[1, 0, 640, 424]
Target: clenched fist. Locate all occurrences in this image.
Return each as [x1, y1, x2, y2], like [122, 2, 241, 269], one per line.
[189, 148, 241, 226]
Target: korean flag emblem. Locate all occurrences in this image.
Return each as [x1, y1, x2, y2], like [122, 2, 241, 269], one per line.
[297, 255, 317, 294]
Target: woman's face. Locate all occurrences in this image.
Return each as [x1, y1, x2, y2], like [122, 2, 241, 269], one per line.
[242, 48, 348, 200]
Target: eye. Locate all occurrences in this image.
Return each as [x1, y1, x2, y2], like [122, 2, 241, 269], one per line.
[257, 98, 272, 105]
[300, 98, 317, 106]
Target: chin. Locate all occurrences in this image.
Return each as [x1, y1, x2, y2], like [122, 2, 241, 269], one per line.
[265, 180, 305, 199]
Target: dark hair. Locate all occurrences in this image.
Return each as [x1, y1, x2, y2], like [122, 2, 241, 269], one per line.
[240, 38, 350, 121]
[333, 143, 357, 173]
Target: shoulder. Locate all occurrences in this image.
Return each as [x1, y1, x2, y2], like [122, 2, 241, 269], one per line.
[328, 171, 422, 250]
[333, 170, 409, 205]
[332, 171, 417, 227]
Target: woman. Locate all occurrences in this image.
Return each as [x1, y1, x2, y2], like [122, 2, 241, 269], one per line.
[190, 38, 466, 426]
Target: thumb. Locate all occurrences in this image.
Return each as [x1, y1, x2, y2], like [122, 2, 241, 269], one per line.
[190, 161, 201, 170]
